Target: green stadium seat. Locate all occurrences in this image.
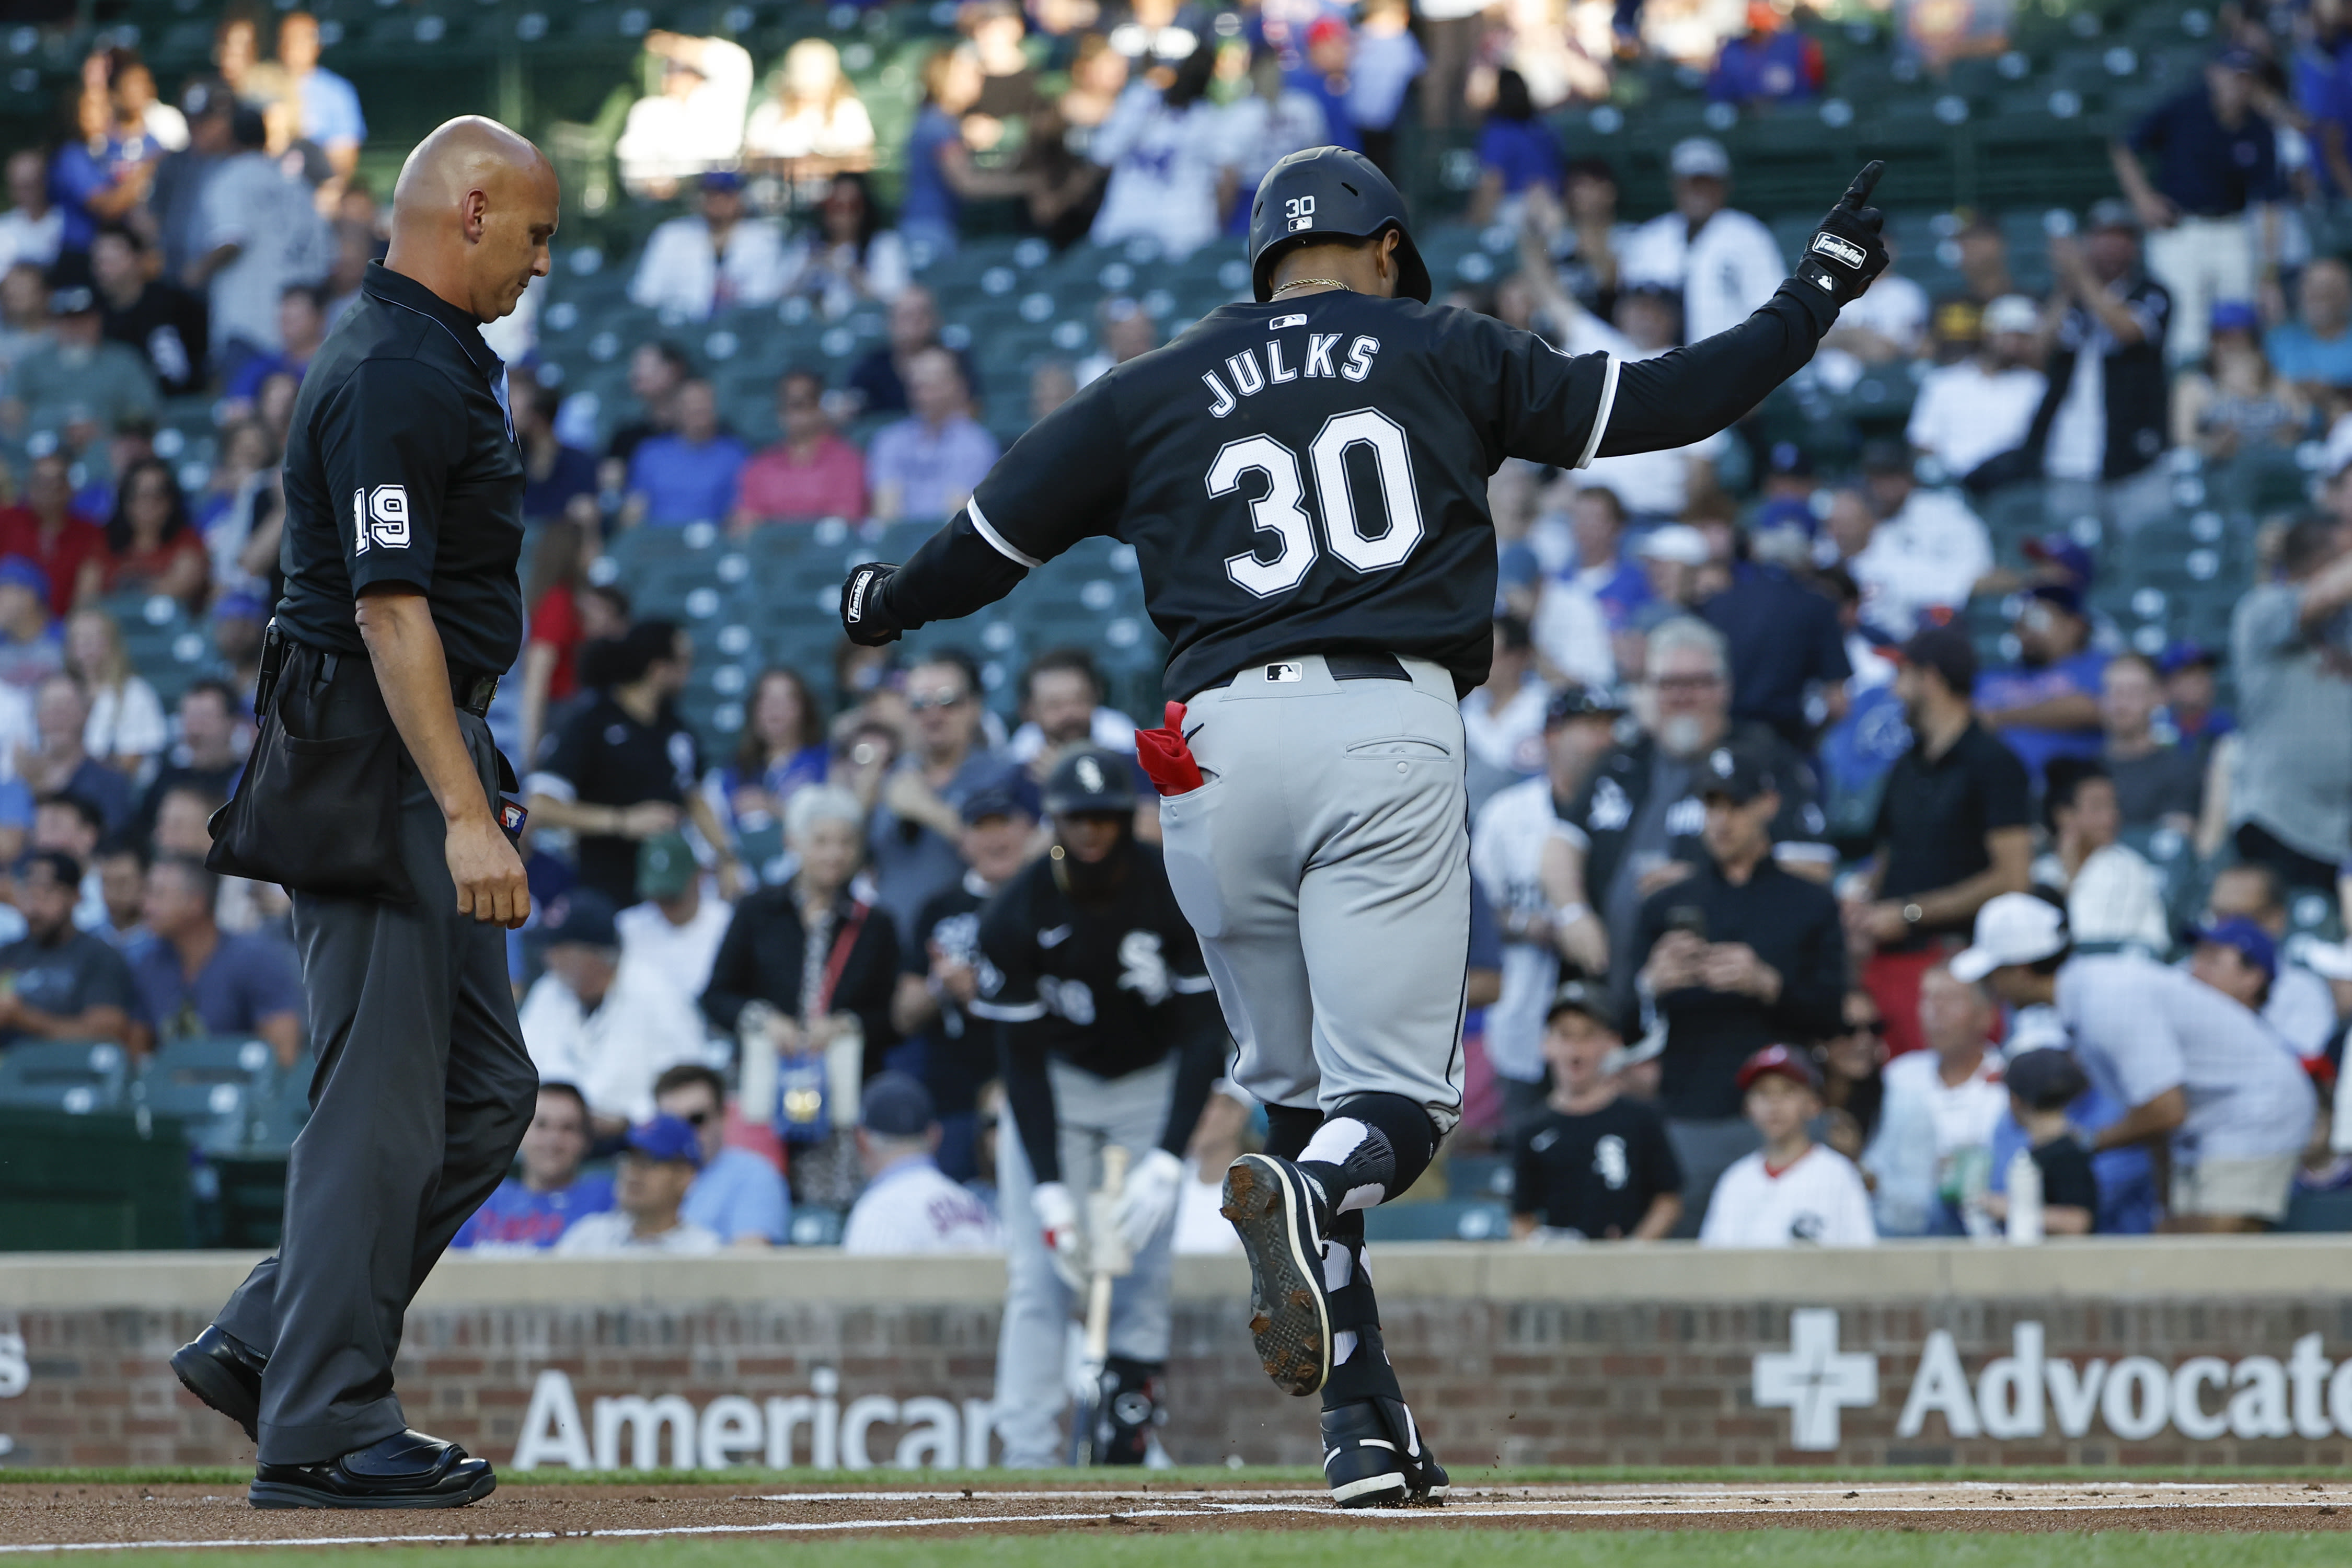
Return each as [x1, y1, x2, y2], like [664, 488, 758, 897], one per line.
[789, 1206, 846, 1245]
[0, 1040, 131, 1114]
[134, 1036, 285, 1154]
[1363, 1198, 1512, 1242]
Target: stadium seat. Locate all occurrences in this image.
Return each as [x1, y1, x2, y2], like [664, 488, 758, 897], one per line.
[134, 1036, 287, 1154]
[788, 1207, 846, 1246]
[0, 1040, 131, 1114]
[1363, 1199, 1512, 1243]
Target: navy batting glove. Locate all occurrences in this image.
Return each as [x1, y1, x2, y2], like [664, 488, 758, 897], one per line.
[840, 561, 903, 647]
[1794, 160, 1889, 309]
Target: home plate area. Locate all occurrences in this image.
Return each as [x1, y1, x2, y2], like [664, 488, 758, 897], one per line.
[7, 1479, 2352, 1551]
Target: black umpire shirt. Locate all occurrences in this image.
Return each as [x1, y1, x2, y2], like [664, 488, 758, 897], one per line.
[961, 293, 1614, 700]
[275, 261, 526, 679]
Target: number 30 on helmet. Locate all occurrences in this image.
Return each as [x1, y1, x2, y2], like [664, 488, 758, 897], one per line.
[1246, 146, 1434, 306]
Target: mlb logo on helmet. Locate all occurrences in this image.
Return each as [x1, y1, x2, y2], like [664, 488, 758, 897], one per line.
[1811, 233, 1866, 269]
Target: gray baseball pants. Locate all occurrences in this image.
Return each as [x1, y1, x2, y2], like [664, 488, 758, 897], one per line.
[214, 689, 536, 1465]
[993, 1055, 1178, 1468]
[1157, 653, 1470, 1132]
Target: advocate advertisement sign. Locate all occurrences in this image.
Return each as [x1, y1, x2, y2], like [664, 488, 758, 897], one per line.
[1758, 1309, 2352, 1451]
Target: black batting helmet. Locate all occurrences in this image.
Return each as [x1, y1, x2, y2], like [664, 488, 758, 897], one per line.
[1247, 146, 1432, 305]
[1043, 748, 1138, 817]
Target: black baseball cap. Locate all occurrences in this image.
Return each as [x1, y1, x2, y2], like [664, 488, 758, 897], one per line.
[1544, 683, 1625, 727]
[1043, 748, 1137, 816]
[860, 1070, 936, 1136]
[2004, 1047, 2088, 1112]
[1885, 619, 1979, 694]
[1698, 739, 1778, 804]
[961, 777, 1040, 826]
[1859, 437, 1912, 476]
[1544, 977, 1616, 1027]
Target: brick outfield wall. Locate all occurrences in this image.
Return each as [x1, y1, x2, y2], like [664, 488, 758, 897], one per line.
[15, 1294, 2352, 1470]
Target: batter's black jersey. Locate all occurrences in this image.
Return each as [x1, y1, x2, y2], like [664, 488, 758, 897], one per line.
[275, 261, 526, 678]
[968, 292, 1617, 699]
[969, 843, 1218, 1079]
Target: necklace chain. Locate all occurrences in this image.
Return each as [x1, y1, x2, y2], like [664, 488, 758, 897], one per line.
[1271, 278, 1350, 296]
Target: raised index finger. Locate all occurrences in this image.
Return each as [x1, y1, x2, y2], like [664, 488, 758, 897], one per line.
[1840, 160, 1886, 211]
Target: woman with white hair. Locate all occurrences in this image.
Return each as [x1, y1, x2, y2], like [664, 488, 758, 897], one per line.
[701, 782, 901, 1208]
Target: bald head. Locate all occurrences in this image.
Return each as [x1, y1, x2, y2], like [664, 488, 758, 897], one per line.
[384, 116, 559, 324]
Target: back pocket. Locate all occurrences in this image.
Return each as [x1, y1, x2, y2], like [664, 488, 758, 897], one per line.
[1343, 737, 1455, 760]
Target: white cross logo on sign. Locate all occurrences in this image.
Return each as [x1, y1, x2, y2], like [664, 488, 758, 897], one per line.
[1753, 1308, 1877, 1451]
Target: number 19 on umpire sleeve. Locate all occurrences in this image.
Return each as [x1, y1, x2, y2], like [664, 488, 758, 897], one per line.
[1208, 409, 1426, 599]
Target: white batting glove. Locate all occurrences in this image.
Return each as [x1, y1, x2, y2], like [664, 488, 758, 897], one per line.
[1031, 1180, 1089, 1292]
[1112, 1148, 1185, 1251]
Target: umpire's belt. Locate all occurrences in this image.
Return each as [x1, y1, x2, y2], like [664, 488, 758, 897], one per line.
[1192, 651, 1410, 697]
[306, 645, 500, 717]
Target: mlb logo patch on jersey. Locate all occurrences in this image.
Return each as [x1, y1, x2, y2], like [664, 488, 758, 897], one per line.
[1271, 313, 1307, 330]
[1265, 661, 1302, 683]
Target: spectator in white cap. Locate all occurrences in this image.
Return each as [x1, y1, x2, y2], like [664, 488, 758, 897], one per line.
[1906, 293, 2048, 482]
[1954, 890, 2314, 1231]
[1633, 523, 1710, 610]
[1815, 233, 1929, 394]
[1616, 137, 1784, 346]
[840, 1071, 1000, 1253]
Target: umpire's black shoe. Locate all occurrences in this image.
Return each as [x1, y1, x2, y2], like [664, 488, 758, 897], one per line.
[1321, 1398, 1450, 1508]
[170, 1325, 267, 1442]
[1221, 1153, 1331, 1397]
[250, 1430, 497, 1510]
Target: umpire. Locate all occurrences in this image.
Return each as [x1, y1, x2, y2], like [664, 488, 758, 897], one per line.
[169, 118, 556, 1510]
[970, 750, 1227, 1467]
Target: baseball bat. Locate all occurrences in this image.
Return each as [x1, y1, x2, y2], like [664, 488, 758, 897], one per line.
[1068, 1142, 1131, 1467]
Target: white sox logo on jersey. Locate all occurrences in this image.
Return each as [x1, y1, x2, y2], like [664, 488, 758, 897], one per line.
[1116, 930, 1171, 1005]
[352, 485, 411, 552]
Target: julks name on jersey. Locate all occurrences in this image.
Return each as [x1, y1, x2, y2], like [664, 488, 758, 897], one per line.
[1203, 332, 1382, 418]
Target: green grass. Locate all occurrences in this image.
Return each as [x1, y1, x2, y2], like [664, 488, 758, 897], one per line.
[74, 1533, 2352, 1568]
[7, 1463, 2351, 1488]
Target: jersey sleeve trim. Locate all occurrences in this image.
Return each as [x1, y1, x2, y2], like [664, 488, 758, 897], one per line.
[969, 997, 1049, 1022]
[966, 497, 1045, 570]
[1573, 354, 1621, 471]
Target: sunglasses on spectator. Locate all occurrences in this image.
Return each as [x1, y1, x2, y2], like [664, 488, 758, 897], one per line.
[1653, 674, 1724, 693]
[907, 689, 968, 711]
[674, 1109, 711, 1126]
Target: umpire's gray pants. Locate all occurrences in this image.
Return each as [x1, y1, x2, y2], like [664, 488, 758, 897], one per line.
[994, 1056, 1177, 1468]
[215, 701, 536, 1465]
[1159, 654, 1469, 1131]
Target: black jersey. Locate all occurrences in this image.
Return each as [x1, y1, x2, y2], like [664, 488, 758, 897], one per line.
[1511, 1096, 1682, 1240]
[903, 870, 996, 1122]
[969, 842, 1217, 1079]
[967, 292, 1617, 700]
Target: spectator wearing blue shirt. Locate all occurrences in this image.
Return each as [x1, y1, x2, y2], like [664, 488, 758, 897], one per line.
[1707, 7, 1824, 107]
[2114, 49, 2285, 365]
[48, 90, 152, 256]
[625, 378, 748, 525]
[1286, 18, 1359, 153]
[1976, 583, 2108, 791]
[867, 347, 999, 522]
[274, 13, 366, 180]
[1469, 70, 1562, 225]
[1700, 544, 1852, 752]
[452, 1082, 618, 1251]
[2265, 257, 2352, 398]
[220, 284, 326, 408]
[655, 1063, 792, 1246]
[130, 854, 305, 1067]
[513, 373, 598, 526]
[1346, 0, 1423, 177]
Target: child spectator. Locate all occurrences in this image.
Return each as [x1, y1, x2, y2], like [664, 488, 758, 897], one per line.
[1985, 1048, 2099, 1236]
[1699, 1044, 1877, 1247]
[1469, 69, 1561, 225]
[1509, 978, 1683, 1240]
[451, 1083, 615, 1251]
[553, 1114, 725, 1255]
[655, 1064, 791, 1248]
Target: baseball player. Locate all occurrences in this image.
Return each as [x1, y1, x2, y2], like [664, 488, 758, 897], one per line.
[842, 146, 1889, 1502]
[967, 748, 1227, 1467]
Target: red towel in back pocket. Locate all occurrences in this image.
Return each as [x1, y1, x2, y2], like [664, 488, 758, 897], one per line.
[1135, 701, 1205, 795]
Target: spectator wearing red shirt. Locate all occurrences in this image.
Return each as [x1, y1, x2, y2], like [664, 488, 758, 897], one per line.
[517, 518, 633, 769]
[730, 368, 867, 528]
[0, 453, 109, 617]
[102, 458, 209, 610]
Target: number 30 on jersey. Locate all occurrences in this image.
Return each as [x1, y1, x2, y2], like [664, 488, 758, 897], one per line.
[1208, 409, 1425, 598]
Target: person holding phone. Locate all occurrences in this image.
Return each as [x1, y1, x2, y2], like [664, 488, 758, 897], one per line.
[1623, 737, 1847, 1234]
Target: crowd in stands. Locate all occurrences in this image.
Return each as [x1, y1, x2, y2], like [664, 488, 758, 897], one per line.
[14, 0, 2352, 1252]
